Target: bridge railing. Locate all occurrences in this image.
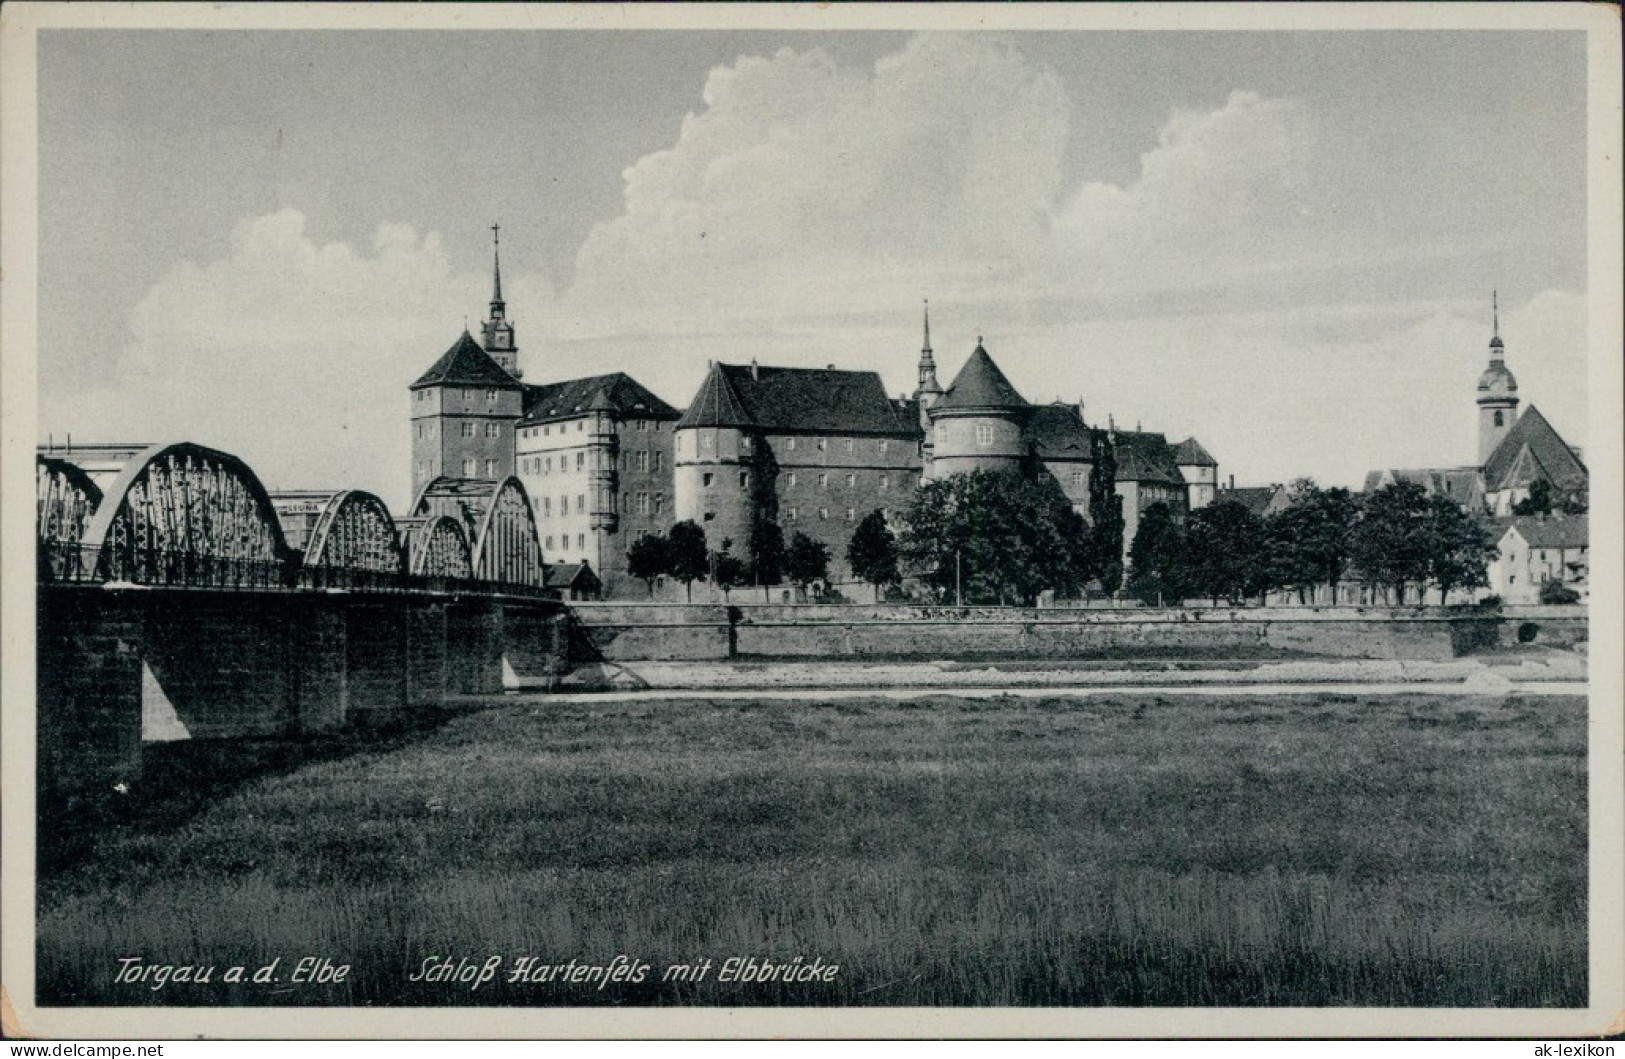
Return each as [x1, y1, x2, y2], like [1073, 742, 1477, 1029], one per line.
[37, 541, 554, 600]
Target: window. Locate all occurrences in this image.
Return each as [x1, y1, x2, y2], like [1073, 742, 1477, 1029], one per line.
[560, 496, 569, 515]
[636, 451, 649, 472]
[787, 472, 798, 488]
[702, 434, 714, 451]
[653, 494, 665, 515]
[637, 419, 647, 432]
[1071, 471, 1086, 487]
[817, 438, 828, 451]
[844, 438, 855, 453]
[703, 472, 714, 487]
[636, 493, 650, 515]
[787, 438, 798, 451]
[845, 473, 856, 488]
[416, 423, 423, 439]
[976, 423, 994, 447]
[623, 492, 631, 513]
[484, 458, 498, 476]
[652, 453, 662, 471]
[462, 458, 476, 476]
[486, 422, 499, 438]
[879, 473, 889, 490]
[543, 497, 552, 516]
[462, 422, 475, 438]
[818, 507, 829, 521]
[1494, 410, 1504, 427]
[544, 426, 551, 436]
[703, 512, 715, 522]
[486, 389, 497, 402]
[739, 471, 750, 488]
[818, 473, 828, 488]
[879, 439, 890, 453]
[576, 452, 585, 470]
[787, 507, 798, 521]
[577, 494, 585, 512]
[577, 422, 584, 433]
[935, 424, 948, 444]
[417, 391, 426, 402]
[741, 435, 754, 453]
[677, 435, 684, 454]
[577, 534, 585, 549]
[545, 457, 553, 474]
[545, 536, 553, 550]
[845, 508, 856, 522]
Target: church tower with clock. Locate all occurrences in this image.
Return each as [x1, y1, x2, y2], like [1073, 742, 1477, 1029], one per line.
[1477, 292, 1520, 465]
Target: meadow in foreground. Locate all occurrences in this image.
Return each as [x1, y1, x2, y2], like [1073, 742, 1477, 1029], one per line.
[38, 692, 1586, 1006]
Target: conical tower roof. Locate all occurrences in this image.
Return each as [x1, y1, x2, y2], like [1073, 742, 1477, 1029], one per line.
[933, 342, 1028, 412]
[675, 362, 754, 429]
[410, 330, 523, 390]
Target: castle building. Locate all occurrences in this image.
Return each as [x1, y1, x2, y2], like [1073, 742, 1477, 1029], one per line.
[673, 360, 924, 583]
[408, 232, 1220, 597]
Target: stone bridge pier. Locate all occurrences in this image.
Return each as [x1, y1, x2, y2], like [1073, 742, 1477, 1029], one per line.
[36, 584, 568, 803]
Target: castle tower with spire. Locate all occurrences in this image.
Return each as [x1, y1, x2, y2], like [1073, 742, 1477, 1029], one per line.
[1477, 291, 1520, 465]
[480, 223, 521, 379]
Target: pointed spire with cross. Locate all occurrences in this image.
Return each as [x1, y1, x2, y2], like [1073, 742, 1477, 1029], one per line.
[1489, 289, 1504, 357]
[490, 223, 504, 311]
[915, 297, 943, 400]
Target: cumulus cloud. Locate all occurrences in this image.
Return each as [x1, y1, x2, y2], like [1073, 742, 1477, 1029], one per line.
[559, 37, 1318, 337]
[47, 210, 554, 507]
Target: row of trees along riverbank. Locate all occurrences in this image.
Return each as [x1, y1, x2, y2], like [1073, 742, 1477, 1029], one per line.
[617, 467, 1512, 608]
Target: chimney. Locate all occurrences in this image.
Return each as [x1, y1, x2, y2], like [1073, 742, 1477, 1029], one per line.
[751, 357, 759, 380]
[1229, 474, 1235, 489]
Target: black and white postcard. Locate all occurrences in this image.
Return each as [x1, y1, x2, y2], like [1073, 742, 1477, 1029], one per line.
[3, 1, 1622, 1040]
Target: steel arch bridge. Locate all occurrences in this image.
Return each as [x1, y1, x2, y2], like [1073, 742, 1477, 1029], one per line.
[74, 442, 294, 587]
[410, 476, 546, 587]
[273, 490, 405, 588]
[397, 515, 474, 579]
[36, 456, 104, 581]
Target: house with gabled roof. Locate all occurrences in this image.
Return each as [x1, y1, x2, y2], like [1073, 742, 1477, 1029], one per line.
[1487, 513, 1588, 603]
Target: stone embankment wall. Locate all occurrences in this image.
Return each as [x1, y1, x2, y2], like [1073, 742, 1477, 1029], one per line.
[567, 603, 1585, 664]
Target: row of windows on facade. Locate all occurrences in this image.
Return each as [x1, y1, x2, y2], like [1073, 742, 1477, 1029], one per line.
[545, 533, 588, 553]
[417, 458, 501, 478]
[415, 388, 507, 404]
[699, 506, 885, 525]
[679, 434, 904, 455]
[698, 470, 933, 490]
[416, 421, 505, 440]
[536, 493, 666, 518]
[519, 419, 664, 440]
[517, 450, 663, 476]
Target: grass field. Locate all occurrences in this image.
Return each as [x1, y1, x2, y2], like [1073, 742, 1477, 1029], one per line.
[37, 691, 1587, 1007]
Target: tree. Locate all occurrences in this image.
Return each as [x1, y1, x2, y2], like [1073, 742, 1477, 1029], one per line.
[626, 532, 668, 598]
[710, 541, 748, 601]
[746, 517, 785, 587]
[1086, 428, 1125, 595]
[1266, 480, 1361, 604]
[1540, 579, 1581, 605]
[897, 468, 1091, 606]
[784, 532, 831, 592]
[665, 520, 709, 603]
[1513, 479, 1554, 516]
[1184, 500, 1267, 605]
[846, 510, 900, 600]
[1126, 501, 1188, 606]
[1350, 482, 1433, 604]
[1423, 495, 1497, 604]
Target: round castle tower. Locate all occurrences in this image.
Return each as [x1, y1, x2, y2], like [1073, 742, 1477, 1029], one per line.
[925, 338, 1031, 479]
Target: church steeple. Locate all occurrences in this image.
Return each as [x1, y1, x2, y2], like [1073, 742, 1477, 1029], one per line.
[914, 299, 943, 405]
[1477, 289, 1519, 465]
[480, 223, 521, 380]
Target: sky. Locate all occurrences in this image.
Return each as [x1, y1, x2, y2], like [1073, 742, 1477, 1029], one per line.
[36, 26, 1591, 508]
